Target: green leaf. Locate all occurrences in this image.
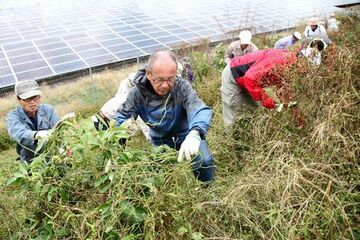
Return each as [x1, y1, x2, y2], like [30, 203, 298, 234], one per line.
[59, 188, 69, 202]
[30, 157, 45, 168]
[105, 226, 113, 233]
[35, 138, 48, 153]
[122, 234, 136, 240]
[34, 181, 42, 194]
[98, 202, 111, 216]
[55, 227, 70, 238]
[6, 175, 24, 186]
[120, 201, 147, 223]
[18, 163, 28, 175]
[94, 175, 109, 187]
[99, 183, 111, 193]
[47, 186, 58, 202]
[41, 184, 50, 197]
[153, 175, 164, 187]
[177, 226, 188, 235]
[191, 232, 204, 240]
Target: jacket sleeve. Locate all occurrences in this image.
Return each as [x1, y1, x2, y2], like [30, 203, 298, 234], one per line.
[320, 25, 327, 35]
[179, 80, 212, 138]
[48, 105, 59, 127]
[242, 74, 275, 109]
[101, 79, 131, 119]
[7, 111, 36, 146]
[274, 38, 284, 49]
[114, 87, 139, 126]
[251, 43, 259, 52]
[224, 42, 236, 65]
[304, 26, 309, 38]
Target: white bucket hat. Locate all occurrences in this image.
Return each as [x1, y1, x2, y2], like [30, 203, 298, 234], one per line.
[239, 30, 252, 44]
[293, 32, 302, 40]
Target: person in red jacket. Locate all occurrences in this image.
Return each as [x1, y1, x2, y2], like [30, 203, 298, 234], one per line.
[220, 48, 297, 127]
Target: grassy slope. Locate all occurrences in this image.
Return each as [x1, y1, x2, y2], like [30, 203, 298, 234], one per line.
[0, 11, 359, 240]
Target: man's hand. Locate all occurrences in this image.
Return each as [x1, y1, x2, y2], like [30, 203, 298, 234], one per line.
[262, 98, 276, 109]
[34, 130, 50, 139]
[178, 130, 201, 162]
[91, 112, 110, 131]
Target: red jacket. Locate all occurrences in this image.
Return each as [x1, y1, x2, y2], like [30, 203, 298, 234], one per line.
[229, 49, 296, 109]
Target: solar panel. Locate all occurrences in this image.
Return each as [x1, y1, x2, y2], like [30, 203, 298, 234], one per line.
[155, 36, 183, 44]
[37, 42, 68, 51]
[16, 67, 53, 81]
[52, 60, 87, 74]
[83, 54, 117, 66]
[0, 75, 16, 87]
[114, 51, 145, 61]
[77, 48, 112, 59]
[0, 59, 8, 67]
[42, 48, 75, 58]
[12, 60, 48, 73]
[100, 38, 128, 47]
[0, 66, 12, 76]
[106, 43, 137, 53]
[9, 53, 43, 65]
[0, 0, 351, 88]
[47, 54, 82, 65]
[6, 47, 38, 58]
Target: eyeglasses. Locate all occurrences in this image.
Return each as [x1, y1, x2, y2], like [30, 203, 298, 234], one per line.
[21, 95, 41, 102]
[150, 72, 176, 85]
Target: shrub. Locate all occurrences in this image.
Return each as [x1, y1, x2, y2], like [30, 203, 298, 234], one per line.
[0, 128, 14, 151]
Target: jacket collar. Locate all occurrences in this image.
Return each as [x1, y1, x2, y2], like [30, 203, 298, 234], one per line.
[17, 105, 45, 127]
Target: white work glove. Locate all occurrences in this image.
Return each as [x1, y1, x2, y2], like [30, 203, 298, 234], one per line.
[34, 130, 50, 139]
[178, 130, 201, 162]
[288, 101, 298, 108]
[275, 103, 284, 112]
[91, 112, 109, 131]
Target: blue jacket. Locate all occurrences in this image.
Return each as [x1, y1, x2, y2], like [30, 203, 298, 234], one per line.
[274, 35, 296, 49]
[7, 104, 59, 162]
[115, 69, 212, 142]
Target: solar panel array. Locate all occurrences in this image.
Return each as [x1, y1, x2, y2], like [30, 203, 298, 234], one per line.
[0, 0, 355, 89]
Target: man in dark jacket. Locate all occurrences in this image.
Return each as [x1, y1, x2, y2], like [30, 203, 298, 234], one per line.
[7, 80, 59, 162]
[114, 50, 215, 183]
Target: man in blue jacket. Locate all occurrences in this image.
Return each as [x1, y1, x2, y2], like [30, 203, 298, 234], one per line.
[7, 80, 59, 163]
[274, 32, 302, 50]
[114, 50, 215, 182]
